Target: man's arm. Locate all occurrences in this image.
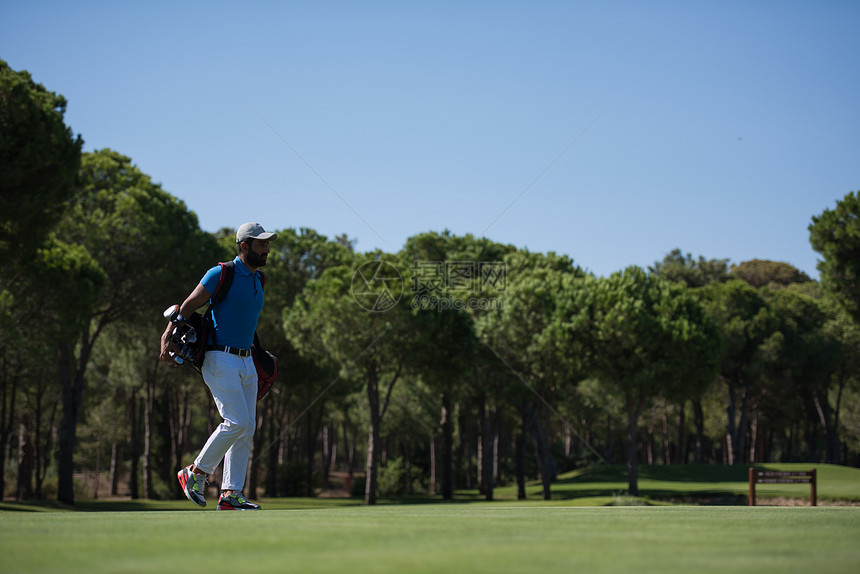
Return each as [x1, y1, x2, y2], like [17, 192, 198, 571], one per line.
[159, 283, 212, 363]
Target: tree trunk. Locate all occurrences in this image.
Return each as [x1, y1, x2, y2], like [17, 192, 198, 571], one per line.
[832, 372, 847, 464]
[156, 390, 175, 492]
[736, 379, 750, 463]
[661, 412, 670, 465]
[805, 418, 820, 462]
[693, 399, 705, 464]
[321, 423, 333, 489]
[16, 418, 34, 500]
[674, 402, 685, 464]
[168, 386, 191, 480]
[92, 439, 101, 499]
[736, 378, 751, 464]
[365, 363, 381, 505]
[428, 432, 436, 495]
[0, 358, 18, 502]
[343, 416, 356, 479]
[264, 400, 278, 497]
[748, 417, 758, 463]
[142, 364, 155, 499]
[36, 392, 58, 499]
[167, 385, 181, 485]
[57, 319, 104, 505]
[645, 425, 654, 465]
[305, 406, 323, 498]
[528, 404, 553, 501]
[57, 342, 82, 505]
[481, 399, 494, 502]
[248, 414, 261, 498]
[440, 391, 453, 501]
[462, 406, 474, 490]
[492, 411, 500, 485]
[127, 393, 140, 500]
[110, 440, 119, 496]
[765, 429, 774, 463]
[725, 376, 737, 465]
[604, 415, 613, 463]
[404, 444, 414, 495]
[516, 407, 526, 500]
[625, 393, 643, 496]
[813, 390, 836, 464]
[477, 399, 484, 494]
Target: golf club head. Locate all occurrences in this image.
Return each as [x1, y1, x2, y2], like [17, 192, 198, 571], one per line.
[163, 304, 180, 320]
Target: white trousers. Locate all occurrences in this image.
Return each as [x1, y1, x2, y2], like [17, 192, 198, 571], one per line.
[194, 351, 257, 492]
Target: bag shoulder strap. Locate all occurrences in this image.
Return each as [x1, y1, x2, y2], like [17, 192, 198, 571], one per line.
[258, 269, 266, 290]
[206, 261, 235, 347]
[211, 261, 235, 305]
[211, 260, 264, 302]
[252, 269, 266, 346]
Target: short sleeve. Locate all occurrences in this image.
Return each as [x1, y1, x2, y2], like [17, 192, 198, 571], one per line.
[200, 264, 222, 295]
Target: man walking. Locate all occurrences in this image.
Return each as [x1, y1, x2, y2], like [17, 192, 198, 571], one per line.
[159, 222, 277, 510]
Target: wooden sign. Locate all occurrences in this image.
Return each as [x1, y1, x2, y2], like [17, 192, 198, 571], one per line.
[749, 468, 816, 506]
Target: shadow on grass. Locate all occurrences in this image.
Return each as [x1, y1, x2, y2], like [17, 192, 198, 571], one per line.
[505, 464, 755, 505]
[0, 499, 207, 512]
[558, 464, 751, 484]
[1, 494, 487, 513]
[4, 464, 849, 511]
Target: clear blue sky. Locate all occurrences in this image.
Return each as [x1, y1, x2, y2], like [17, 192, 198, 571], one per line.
[3, 1, 858, 278]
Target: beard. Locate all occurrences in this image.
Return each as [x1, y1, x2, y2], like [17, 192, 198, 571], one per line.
[247, 250, 268, 268]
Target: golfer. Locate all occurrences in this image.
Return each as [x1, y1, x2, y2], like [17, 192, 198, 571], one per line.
[159, 222, 277, 510]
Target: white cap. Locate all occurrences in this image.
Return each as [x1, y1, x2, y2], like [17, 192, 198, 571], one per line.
[236, 222, 277, 243]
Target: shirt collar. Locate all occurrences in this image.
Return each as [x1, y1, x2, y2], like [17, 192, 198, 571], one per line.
[233, 256, 254, 276]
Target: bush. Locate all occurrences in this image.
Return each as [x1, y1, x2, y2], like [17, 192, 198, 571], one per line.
[349, 458, 414, 498]
[378, 457, 409, 497]
[349, 474, 366, 498]
[277, 461, 318, 497]
[607, 492, 651, 506]
[36, 475, 90, 502]
[149, 474, 177, 501]
[3, 465, 15, 499]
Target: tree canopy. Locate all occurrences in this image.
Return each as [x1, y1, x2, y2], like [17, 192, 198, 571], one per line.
[730, 259, 812, 288]
[0, 59, 83, 261]
[810, 191, 860, 324]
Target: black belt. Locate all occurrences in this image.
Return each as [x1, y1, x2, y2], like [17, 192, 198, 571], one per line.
[207, 345, 252, 357]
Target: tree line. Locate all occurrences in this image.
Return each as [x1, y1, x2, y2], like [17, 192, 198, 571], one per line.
[3, 60, 860, 505]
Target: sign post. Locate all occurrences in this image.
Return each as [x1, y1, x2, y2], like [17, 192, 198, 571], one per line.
[749, 468, 817, 506]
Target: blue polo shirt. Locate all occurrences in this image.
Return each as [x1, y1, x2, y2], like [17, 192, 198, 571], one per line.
[200, 257, 264, 349]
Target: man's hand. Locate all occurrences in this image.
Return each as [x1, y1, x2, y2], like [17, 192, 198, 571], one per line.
[159, 282, 211, 364]
[159, 324, 179, 363]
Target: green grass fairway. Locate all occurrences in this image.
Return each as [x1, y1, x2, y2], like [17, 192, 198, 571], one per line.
[2, 505, 859, 573]
[2, 464, 858, 572]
